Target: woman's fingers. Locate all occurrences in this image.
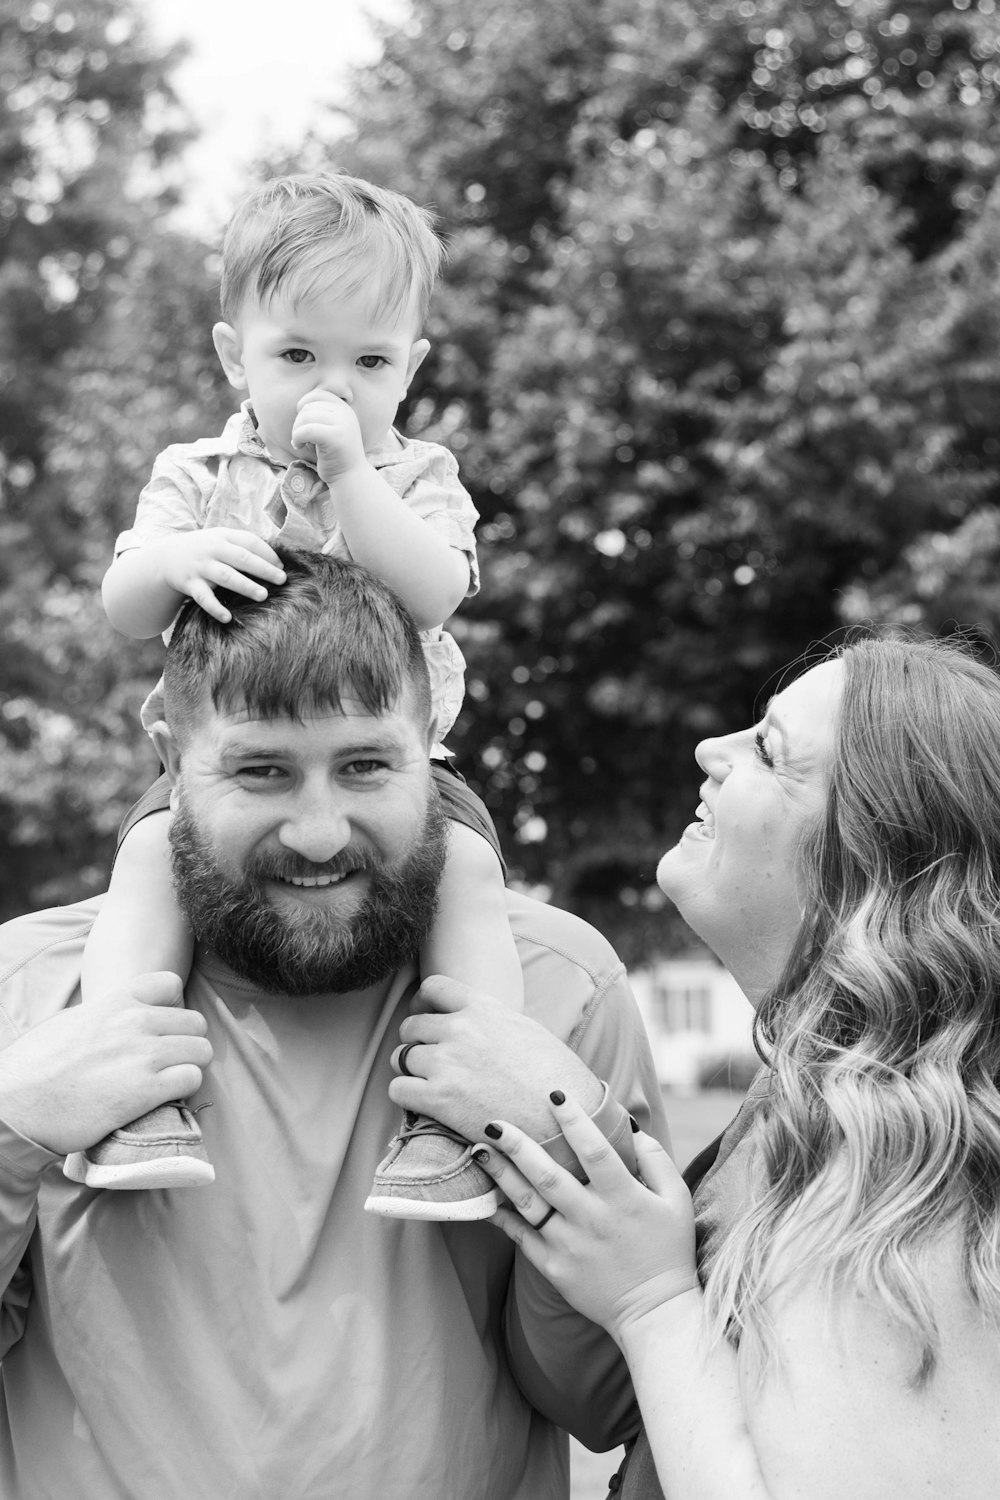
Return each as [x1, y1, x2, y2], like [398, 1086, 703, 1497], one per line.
[471, 1145, 558, 1229]
[633, 1130, 680, 1197]
[473, 1091, 629, 1217]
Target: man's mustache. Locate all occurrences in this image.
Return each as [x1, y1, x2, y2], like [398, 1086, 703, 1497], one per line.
[244, 847, 386, 884]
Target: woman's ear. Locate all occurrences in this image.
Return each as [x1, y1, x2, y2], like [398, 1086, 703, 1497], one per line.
[212, 322, 247, 390]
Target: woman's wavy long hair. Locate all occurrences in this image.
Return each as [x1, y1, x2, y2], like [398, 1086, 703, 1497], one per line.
[704, 631, 1000, 1381]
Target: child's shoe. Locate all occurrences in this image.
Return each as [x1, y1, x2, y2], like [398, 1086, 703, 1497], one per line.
[364, 1113, 499, 1221]
[63, 1102, 215, 1189]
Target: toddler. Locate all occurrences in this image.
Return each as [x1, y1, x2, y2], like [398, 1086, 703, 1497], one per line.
[64, 171, 523, 1221]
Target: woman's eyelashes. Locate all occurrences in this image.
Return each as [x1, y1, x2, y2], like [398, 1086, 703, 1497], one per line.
[754, 729, 775, 768]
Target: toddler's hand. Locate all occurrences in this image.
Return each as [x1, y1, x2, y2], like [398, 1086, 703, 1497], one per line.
[291, 388, 367, 483]
[155, 529, 286, 623]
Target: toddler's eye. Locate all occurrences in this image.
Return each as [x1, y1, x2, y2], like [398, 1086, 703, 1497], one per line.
[282, 348, 312, 365]
[357, 354, 387, 370]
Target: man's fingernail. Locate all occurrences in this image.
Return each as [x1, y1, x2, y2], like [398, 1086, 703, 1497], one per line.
[484, 1122, 502, 1140]
[549, 1090, 566, 1106]
[472, 1149, 490, 1164]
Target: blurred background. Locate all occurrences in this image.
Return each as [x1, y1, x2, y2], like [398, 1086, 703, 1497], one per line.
[3, 0, 999, 969]
[3, 0, 998, 1489]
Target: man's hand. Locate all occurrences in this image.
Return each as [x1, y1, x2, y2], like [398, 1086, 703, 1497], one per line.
[388, 976, 604, 1143]
[291, 388, 368, 485]
[153, 528, 286, 623]
[0, 973, 213, 1155]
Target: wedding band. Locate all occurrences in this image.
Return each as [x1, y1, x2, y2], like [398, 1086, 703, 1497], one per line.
[534, 1206, 557, 1230]
[397, 1043, 418, 1077]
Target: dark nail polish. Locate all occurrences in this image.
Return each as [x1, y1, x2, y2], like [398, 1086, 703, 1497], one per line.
[630, 1115, 639, 1133]
[484, 1122, 502, 1140]
[472, 1149, 490, 1164]
[549, 1090, 566, 1106]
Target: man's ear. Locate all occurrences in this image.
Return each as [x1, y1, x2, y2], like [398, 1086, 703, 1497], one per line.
[404, 338, 430, 390]
[149, 722, 182, 810]
[212, 321, 248, 391]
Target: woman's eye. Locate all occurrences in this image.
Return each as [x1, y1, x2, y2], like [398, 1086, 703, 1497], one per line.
[357, 354, 387, 370]
[754, 731, 775, 769]
[282, 348, 312, 364]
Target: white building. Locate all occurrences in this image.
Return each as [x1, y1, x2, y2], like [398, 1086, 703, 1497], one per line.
[629, 950, 757, 1092]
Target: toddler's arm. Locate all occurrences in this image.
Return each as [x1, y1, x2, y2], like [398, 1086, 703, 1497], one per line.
[421, 821, 524, 1011]
[81, 811, 193, 1004]
[292, 390, 470, 629]
[103, 529, 287, 638]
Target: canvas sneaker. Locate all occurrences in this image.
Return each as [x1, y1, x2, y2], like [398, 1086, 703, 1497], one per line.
[63, 1102, 215, 1189]
[364, 1112, 499, 1221]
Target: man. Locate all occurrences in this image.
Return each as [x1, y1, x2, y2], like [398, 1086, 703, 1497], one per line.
[0, 552, 667, 1498]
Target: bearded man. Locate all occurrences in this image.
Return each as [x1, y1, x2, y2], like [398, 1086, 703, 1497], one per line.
[0, 551, 666, 1499]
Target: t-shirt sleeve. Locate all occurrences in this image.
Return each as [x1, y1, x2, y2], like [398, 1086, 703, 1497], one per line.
[114, 447, 215, 557]
[385, 442, 480, 599]
[503, 903, 669, 1450]
[0, 907, 91, 1356]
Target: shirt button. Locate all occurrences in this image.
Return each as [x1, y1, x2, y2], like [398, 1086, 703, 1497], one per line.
[289, 474, 305, 493]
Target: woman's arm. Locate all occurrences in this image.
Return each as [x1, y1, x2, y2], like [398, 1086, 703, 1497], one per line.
[478, 1096, 1000, 1500]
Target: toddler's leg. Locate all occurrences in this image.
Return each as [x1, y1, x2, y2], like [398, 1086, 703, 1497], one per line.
[365, 822, 518, 1221]
[64, 810, 215, 1190]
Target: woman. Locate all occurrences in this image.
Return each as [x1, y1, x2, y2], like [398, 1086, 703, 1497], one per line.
[464, 634, 1000, 1498]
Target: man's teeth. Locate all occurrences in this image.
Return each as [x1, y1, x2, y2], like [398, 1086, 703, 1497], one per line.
[282, 872, 348, 887]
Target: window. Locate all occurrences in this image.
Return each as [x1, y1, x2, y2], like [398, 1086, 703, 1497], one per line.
[652, 982, 712, 1034]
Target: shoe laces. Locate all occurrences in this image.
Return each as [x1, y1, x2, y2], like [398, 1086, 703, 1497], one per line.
[399, 1114, 470, 1149]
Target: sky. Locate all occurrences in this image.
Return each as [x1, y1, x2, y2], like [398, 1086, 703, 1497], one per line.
[137, 0, 405, 232]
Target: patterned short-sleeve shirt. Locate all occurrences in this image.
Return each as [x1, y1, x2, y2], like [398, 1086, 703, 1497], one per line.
[116, 403, 479, 748]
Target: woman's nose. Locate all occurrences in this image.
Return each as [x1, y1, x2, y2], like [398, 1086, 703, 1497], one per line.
[694, 733, 734, 780]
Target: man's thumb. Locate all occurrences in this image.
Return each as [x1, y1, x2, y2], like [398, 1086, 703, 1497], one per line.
[128, 971, 186, 1009]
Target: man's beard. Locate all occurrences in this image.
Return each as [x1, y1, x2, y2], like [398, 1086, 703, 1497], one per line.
[169, 794, 448, 997]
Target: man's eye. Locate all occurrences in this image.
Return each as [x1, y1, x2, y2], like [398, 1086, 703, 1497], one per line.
[237, 765, 284, 781]
[281, 349, 312, 364]
[345, 759, 386, 776]
[357, 354, 387, 370]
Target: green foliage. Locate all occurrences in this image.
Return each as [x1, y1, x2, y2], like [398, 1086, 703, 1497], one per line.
[3, 0, 1000, 966]
[0, 0, 223, 919]
[326, 0, 1000, 961]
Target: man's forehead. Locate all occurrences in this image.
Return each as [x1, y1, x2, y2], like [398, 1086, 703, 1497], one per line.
[197, 694, 425, 749]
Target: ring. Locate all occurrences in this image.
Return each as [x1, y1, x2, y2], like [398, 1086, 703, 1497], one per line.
[534, 1206, 557, 1231]
[397, 1042, 418, 1077]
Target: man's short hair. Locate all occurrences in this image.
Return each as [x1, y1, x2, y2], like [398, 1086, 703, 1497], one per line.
[219, 171, 446, 326]
[163, 551, 433, 742]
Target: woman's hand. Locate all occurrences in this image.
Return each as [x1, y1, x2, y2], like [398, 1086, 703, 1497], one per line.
[475, 1092, 699, 1344]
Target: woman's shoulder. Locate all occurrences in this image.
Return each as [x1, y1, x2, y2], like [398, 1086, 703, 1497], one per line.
[746, 1222, 1000, 1498]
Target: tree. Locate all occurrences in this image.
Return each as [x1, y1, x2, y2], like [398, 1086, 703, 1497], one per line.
[0, 0, 216, 918]
[320, 0, 1000, 960]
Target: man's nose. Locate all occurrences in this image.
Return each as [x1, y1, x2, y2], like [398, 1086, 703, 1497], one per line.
[277, 797, 352, 862]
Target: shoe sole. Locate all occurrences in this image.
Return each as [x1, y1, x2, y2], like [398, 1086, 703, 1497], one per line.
[63, 1153, 216, 1190]
[362, 1186, 500, 1221]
